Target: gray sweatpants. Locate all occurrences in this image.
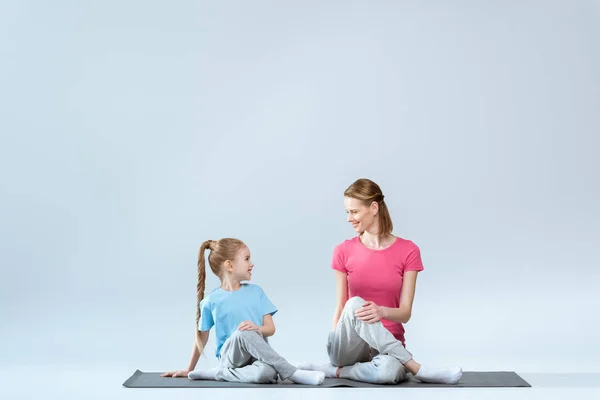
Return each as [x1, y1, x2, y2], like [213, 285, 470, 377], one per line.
[216, 330, 297, 383]
[327, 296, 414, 384]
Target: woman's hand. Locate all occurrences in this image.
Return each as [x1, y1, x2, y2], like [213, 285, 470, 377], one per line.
[354, 301, 387, 324]
[161, 369, 190, 378]
[238, 321, 259, 331]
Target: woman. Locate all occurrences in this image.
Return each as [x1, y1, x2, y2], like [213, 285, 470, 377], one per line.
[300, 178, 462, 384]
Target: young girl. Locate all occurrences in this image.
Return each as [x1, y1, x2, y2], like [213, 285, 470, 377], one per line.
[161, 238, 325, 385]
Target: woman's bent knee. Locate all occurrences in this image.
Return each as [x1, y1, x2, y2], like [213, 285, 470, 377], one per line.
[343, 297, 366, 314]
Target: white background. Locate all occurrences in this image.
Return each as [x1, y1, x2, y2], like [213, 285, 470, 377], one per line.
[1, 1, 599, 399]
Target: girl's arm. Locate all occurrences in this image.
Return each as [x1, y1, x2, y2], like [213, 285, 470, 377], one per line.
[332, 270, 349, 330]
[161, 330, 210, 377]
[259, 314, 276, 337]
[188, 329, 210, 370]
[381, 270, 419, 323]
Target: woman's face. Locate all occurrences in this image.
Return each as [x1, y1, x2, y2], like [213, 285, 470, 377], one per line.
[344, 196, 377, 233]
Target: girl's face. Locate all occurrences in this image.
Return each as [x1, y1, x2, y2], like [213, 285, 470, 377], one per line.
[227, 245, 254, 281]
[344, 196, 377, 233]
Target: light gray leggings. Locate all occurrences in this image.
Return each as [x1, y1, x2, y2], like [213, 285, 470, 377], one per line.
[327, 296, 414, 384]
[215, 330, 297, 383]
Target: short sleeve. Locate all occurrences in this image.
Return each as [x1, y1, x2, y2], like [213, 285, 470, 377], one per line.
[404, 244, 424, 272]
[331, 243, 347, 273]
[198, 298, 214, 331]
[258, 287, 278, 318]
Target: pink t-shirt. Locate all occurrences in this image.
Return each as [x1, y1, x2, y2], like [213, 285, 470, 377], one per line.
[331, 236, 424, 345]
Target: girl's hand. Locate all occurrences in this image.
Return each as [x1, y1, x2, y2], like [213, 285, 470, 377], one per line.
[161, 369, 190, 378]
[238, 321, 259, 331]
[354, 301, 387, 324]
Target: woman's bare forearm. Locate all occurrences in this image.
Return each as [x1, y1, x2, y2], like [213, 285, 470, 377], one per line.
[381, 306, 412, 324]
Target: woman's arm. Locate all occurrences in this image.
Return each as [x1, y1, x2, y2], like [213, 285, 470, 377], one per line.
[259, 314, 276, 337]
[332, 270, 349, 330]
[382, 270, 419, 323]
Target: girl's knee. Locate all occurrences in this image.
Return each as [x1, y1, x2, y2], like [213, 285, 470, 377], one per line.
[231, 329, 260, 341]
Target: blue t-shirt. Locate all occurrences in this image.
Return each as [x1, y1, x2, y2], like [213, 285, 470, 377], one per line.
[198, 283, 278, 358]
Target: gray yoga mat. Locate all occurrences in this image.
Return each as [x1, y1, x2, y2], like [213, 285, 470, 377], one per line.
[123, 370, 531, 388]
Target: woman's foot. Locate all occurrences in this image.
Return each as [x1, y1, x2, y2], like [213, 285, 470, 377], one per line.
[414, 365, 463, 384]
[289, 369, 326, 385]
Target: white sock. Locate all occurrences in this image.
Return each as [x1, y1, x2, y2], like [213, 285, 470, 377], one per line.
[188, 367, 221, 380]
[296, 362, 338, 378]
[288, 369, 326, 385]
[415, 365, 463, 384]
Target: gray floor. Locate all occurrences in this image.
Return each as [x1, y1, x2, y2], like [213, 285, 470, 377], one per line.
[1, 365, 599, 400]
